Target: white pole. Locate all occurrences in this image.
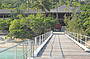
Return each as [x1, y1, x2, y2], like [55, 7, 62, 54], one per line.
[39, 36, 41, 45]
[35, 37, 37, 45]
[85, 36, 87, 47]
[42, 34, 44, 43]
[77, 33, 78, 42]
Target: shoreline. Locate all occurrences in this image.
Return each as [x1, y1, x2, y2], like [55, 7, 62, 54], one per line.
[0, 42, 37, 49]
[0, 42, 26, 48]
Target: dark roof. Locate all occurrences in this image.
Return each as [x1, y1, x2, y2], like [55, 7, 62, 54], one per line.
[0, 5, 80, 14]
[0, 9, 12, 13]
[50, 5, 74, 13]
[0, 9, 45, 14]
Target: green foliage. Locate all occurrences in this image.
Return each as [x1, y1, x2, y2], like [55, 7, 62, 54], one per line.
[31, 0, 52, 11]
[0, 0, 63, 10]
[26, 14, 56, 35]
[65, 2, 90, 35]
[79, 3, 90, 35]
[8, 13, 56, 39]
[72, 1, 81, 7]
[0, 0, 18, 9]
[9, 18, 33, 39]
[0, 19, 12, 30]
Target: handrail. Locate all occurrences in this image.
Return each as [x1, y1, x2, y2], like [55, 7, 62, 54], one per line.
[34, 31, 53, 46]
[0, 31, 53, 59]
[66, 31, 90, 49]
[33, 31, 53, 57]
[0, 40, 28, 53]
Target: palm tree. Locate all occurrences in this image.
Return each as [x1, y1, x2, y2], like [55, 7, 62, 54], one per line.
[31, 0, 52, 12]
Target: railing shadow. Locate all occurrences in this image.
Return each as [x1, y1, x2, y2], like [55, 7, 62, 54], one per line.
[37, 39, 50, 57]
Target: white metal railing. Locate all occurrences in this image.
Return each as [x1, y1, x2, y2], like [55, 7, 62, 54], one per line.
[33, 31, 53, 56]
[65, 31, 90, 50]
[0, 40, 33, 59]
[33, 31, 53, 57]
[34, 31, 53, 46]
[0, 31, 53, 59]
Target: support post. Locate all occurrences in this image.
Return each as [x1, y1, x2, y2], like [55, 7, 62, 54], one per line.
[85, 36, 88, 47]
[80, 34, 82, 44]
[77, 33, 78, 42]
[42, 34, 44, 43]
[39, 35, 41, 45]
[35, 37, 37, 45]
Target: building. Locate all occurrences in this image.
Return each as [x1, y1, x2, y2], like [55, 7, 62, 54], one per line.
[1, 5, 81, 26]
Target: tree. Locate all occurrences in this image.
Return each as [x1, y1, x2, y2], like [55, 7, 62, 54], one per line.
[0, 0, 18, 9]
[8, 14, 56, 39]
[64, 1, 90, 35]
[9, 17, 33, 39]
[0, 18, 12, 31]
[26, 14, 56, 35]
[79, 3, 90, 35]
[31, 0, 52, 12]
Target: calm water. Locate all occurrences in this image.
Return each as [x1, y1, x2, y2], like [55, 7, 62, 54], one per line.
[0, 48, 25, 59]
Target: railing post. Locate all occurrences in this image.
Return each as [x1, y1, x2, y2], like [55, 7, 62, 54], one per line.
[26, 41, 28, 59]
[73, 33, 75, 39]
[34, 37, 38, 49]
[45, 33, 46, 39]
[28, 40, 31, 58]
[35, 37, 37, 45]
[39, 35, 41, 45]
[44, 34, 45, 41]
[31, 41, 34, 58]
[85, 36, 88, 47]
[51, 31, 53, 35]
[80, 34, 82, 44]
[77, 33, 78, 42]
[42, 34, 44, 43]
[43, 34, 45, 42]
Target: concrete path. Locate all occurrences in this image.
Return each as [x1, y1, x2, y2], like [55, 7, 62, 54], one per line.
[35, 33, 90, 59]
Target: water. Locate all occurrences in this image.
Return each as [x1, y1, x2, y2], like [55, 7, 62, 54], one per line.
[0, 48, 25, 59]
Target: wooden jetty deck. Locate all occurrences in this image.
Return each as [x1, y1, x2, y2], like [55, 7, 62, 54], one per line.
[35, 33, 90, 59]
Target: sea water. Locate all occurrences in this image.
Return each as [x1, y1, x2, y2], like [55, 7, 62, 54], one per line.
[0, 48, 25, 59]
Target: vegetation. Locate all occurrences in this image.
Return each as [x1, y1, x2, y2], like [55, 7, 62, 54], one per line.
[0, 18, 12, 31]
[64, 0, 90, 36]
[26, 14, 56, 35]
[0, 0, 67, 9]
[0, 14, 56, 39]
[0, 0, 57, 39]
[0, 0, 90, 40]
[9, 18, 32, 39]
